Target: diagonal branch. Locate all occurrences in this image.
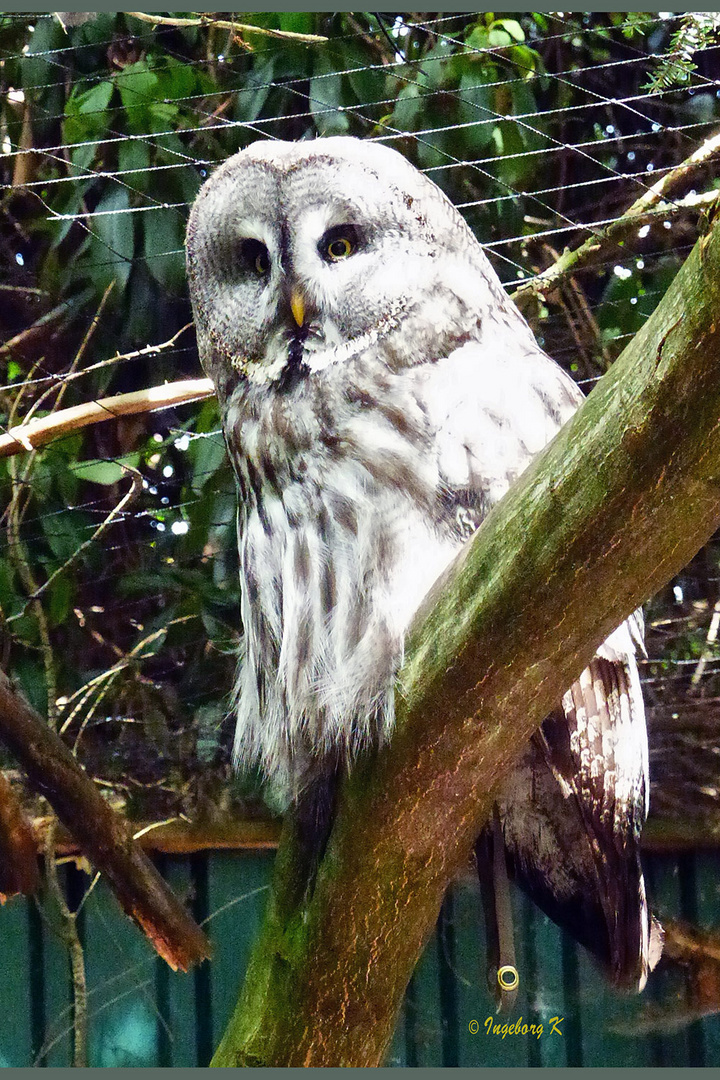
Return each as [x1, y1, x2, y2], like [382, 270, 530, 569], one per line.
[0, 670, 211, 972]
[126, 11, 327, 44]
[212, 176, 720, 1067]
[512, 128, 720, 313]
[0, 378, 214, 457]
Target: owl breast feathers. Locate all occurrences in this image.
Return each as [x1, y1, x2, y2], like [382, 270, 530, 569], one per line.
[186, 136, 661, 991]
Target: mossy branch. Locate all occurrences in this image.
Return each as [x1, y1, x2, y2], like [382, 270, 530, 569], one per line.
[512, 128, 720, 313]
[212, 196, 720, 1066]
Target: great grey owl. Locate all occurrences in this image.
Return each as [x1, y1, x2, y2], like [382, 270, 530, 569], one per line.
[186, 136, 661, 993]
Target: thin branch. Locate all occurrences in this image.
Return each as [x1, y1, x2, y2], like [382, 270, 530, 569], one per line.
[690, 597, 720, 690]
[0, 297, 82, 357]
[512, 129, 720, 312]
[0, 669, 211, 971]
[126, 11, 327, 44]
[4, 322, 195, 394]
[56, 616, 195, 741]
[0, 378, 215, 457]
[7, 465, 144, 624]
[44, 820, 88, 1068]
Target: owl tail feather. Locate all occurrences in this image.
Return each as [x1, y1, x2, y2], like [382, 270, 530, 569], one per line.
[494, 705, 663, 993]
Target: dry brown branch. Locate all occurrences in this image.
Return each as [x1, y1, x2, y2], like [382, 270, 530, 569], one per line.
[0, 378, 214, 457]
[0, 770, 40, 899]
[33, 813, 281, 856]
[0, 669, 211, 971]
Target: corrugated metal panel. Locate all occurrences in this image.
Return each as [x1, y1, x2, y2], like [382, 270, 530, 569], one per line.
[2, 850, 719, 1066]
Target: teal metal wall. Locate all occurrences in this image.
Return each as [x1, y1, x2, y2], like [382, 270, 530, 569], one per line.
[0, 849, 718, 1066]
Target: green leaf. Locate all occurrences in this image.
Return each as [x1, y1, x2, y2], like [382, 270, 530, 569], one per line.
[458, 70, 500, 146]
[309, 59, 350, 136]
[234, 61, 275, 124]
[0, 559, 16, 611]
[64, 80, 114, 171]
[118, 139, 151, 192]
[48, 576, 73, 627]
[391, 82, 423, 132]
[41, 508, 91, 563]
[496, 19, 525, 43]
[279, 13, 316, 36]
[117, 60, 159, 134]
[85, 186, 135, 293]
[188, 432, 229, 495]
[142, 206, 186, 291]
[465, 26, 490, 52]
[12, 656, 47, 716]
[73, 454, 141, 485]
[487, 28, 512, 49]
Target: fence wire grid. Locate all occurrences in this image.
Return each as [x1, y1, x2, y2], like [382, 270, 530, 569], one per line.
[2, 9, 720, 1067]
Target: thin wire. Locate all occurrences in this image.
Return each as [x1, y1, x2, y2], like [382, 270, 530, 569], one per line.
[0, 12, 673, 103]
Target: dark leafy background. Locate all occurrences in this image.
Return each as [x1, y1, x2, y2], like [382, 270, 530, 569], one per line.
[1, 11, 720, 834]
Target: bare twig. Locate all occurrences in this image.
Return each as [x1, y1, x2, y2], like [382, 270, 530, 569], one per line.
[4, 323, 195, 394]
[44, 820, 88, 1068]
[126, 11, 327, 44]
[7, 466, 144, 625]
[512, 130, 720, 312]
[6, 393, 59, 726]
[0, 377, 215, 457]
[690, 598, 720, 690]
[0, 297, 80, 357]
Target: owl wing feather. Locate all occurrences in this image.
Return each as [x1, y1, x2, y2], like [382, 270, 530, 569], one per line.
[421, 333, 658, 989]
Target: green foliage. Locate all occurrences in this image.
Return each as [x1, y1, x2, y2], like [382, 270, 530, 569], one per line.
[0, 10, 717, 804]
[646, 12, 720, 92]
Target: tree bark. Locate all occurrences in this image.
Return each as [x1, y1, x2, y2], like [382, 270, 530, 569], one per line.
[212, 210, 720, 1067]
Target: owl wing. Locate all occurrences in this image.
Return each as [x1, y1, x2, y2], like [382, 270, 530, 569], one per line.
[419, 332, 659, 989]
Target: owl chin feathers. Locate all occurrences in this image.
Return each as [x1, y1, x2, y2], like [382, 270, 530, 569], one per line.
[234, 309, 405, 388]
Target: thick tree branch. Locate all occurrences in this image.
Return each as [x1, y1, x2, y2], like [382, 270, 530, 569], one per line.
[0, 670, 211, 971]
[0, 769, 40, 898]
[212, 197, 720, 1066]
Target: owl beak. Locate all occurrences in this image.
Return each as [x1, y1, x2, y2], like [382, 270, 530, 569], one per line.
[290, 289, 306, 328]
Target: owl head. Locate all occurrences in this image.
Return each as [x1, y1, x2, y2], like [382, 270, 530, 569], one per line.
[186, 137, 502, 396]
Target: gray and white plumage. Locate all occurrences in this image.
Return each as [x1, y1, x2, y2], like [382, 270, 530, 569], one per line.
[186, 136, 660, 991]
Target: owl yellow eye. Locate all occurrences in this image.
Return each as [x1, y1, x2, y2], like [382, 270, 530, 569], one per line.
[241, 239, 270, 277]
[327, 236, 352, 261]
[320, 225, 361, 264]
